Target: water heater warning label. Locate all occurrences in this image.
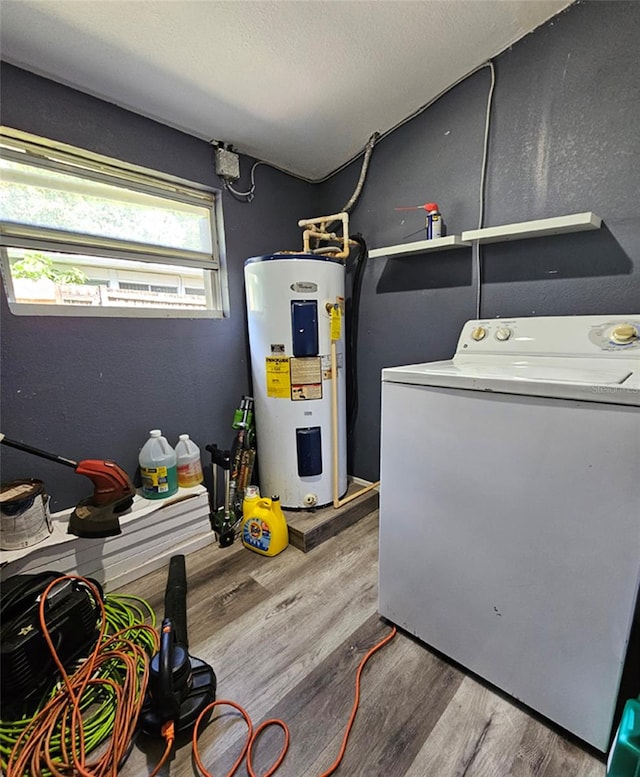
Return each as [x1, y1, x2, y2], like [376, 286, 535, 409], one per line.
[265, 357, 291, 398]
[290, 357, 322, 401]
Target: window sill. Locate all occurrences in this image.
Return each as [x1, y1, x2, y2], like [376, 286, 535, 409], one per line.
[6, 301, 226, 318]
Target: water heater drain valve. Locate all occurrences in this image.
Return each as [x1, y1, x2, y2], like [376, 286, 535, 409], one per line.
[303, 493, 318, 507]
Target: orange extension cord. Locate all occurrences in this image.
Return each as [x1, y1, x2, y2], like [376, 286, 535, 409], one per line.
[5, 576, 159, 777]
[191, 625, 398, 777]
[6, 573, 397, 777]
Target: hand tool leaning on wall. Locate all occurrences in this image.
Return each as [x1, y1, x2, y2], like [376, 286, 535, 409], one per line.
[205, 396, 256, 547]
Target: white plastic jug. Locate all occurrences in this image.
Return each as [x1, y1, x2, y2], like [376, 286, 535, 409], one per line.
[175, 434, 204, 487]
[139, 430, 178, 499]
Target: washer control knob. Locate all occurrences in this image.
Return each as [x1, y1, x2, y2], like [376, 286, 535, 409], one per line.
[471, 326, 487, 341]
[495, 327, 512, 341]
[611, 324, 638, 344]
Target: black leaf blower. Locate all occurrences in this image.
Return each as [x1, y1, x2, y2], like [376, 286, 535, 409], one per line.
[140, 555, 216, 735]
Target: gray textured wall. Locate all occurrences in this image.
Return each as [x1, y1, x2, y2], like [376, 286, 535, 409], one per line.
[0, 63, 316, 509]
[2, 0, 639, 506]
[320, 0, 640, 480]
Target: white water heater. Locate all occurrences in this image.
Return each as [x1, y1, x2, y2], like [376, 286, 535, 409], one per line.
[244, 254, 347, 509]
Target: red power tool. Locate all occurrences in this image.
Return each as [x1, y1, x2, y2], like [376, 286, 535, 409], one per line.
[0, 434, 135, 538]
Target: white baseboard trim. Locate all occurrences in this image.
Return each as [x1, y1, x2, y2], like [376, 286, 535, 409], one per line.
[348, 475, 380, 491]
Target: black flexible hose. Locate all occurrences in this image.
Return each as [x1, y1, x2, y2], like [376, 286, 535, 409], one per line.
[345, 235, 368, 465]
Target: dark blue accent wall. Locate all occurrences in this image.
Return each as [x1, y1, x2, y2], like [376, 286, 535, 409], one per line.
[2, 0, 639, 504]
[0, 63, 317, 509]
[320, 0, 640, 480]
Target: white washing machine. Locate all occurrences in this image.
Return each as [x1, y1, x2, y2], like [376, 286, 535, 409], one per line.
[378, 315, 640, 751]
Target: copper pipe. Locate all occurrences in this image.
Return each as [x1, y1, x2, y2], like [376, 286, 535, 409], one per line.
[299, 212, 353, 260]
[331, 338, 340, 508]
[298, 212, 348, 227]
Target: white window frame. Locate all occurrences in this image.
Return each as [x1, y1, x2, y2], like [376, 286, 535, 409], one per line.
[0, 127, 229, 318]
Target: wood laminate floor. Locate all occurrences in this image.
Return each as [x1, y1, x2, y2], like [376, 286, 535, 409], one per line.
[117, 511, 605, 777]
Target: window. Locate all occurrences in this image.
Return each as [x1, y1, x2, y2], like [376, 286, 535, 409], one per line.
[0, 128, 228, 317]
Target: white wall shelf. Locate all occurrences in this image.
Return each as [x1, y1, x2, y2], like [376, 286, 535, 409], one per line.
[369, 212, 602, 259]
[368, 235, 470, 258]
[461, 212, 601, 244]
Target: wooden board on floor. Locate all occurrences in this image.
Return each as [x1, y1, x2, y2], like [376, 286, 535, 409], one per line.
[284, 483, 379, 552]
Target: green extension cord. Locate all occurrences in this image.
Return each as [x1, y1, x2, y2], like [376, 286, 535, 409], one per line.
[0, 593, 157, 776]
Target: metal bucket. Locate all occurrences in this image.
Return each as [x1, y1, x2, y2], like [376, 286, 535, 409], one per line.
[0, 479, 53, 550]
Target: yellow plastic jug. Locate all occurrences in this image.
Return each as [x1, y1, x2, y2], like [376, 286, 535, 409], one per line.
[241, 496, 289, 557]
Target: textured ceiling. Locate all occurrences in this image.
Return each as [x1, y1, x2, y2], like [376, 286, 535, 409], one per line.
[0, 0, 572, 180]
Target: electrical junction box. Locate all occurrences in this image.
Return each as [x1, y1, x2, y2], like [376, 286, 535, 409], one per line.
[214, 146, 240, 181]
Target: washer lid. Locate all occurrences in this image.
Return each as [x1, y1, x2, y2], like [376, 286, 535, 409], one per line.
[387, 361, 633, 386]
[382, 358, 640, 405]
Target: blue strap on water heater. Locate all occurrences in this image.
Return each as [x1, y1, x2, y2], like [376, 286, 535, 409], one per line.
[296, 427, 322, 476]
[291, 301, 318, 357]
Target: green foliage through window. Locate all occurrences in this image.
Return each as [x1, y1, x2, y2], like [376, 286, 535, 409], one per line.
[11, 252, 87, 285]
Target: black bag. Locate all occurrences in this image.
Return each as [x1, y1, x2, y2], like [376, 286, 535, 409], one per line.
[0, 571, 102, 717]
